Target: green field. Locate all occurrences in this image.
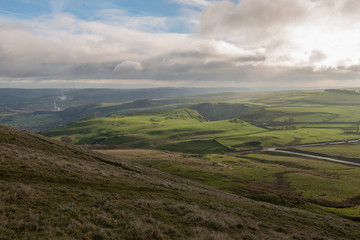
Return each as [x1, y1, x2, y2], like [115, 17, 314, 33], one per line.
[241, 90, 360, 123]
[43, 106, 360, 152]
[43, 108, 265, 151]
[43, 90, 360, 151]
[100, 149, 360, 219]
[0, 89, 268, 132]
[42, 88, 360, 221]
[220, 128, 359, 149]
[4, 124, 360, 239]
[7, 88, 360, 134]
[293, 142, 360, 160]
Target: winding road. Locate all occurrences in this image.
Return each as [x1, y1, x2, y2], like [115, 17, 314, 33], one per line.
[265, 139, 360, 167]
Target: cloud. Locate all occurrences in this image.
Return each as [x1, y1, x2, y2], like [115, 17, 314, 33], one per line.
[114, 61, 144, 72]
[309, 50, 327, 64]
[170, 0, 210, 7]
[49, 0, 68, 13]
[1, 1, 360, 89]
[200, 0, 360, 71]
[200, 0, 309, 40]
[96, 9, 170, 32]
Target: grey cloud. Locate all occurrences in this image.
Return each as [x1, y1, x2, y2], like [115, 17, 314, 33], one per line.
[114, 61, 144, 72]
[140, 48, 265, 77]
[1, 2, 360, 89]
[338, 0, 360, 17]
[170, 0, 209, 7]
[234, 55, 266, 63]
[200, 0, 310, 45]
[200, 0, 360, 43]
[309, 50, 327, 63]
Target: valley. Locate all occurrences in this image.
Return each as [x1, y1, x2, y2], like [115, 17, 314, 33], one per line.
[3, 88, 360, 238]
[38, 89, 360, 221]
[3, 123, 360, 239]
[3, 1, 360, 238]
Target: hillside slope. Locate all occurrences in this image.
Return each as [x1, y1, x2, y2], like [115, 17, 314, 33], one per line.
[1, 125, 360, 239]
[0, 91, 263, 132]
[0, 88, 248, 110]
[190, 103, 261, 121]
[42, 108, 264, 153]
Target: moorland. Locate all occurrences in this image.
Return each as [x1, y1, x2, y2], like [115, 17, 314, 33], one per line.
[3, 87, 360, 238]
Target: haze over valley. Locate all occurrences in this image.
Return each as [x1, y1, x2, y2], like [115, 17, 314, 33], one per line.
[2, 0, 360, 239]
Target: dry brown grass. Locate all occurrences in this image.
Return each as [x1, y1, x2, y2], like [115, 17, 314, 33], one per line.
[1, 125, 360, 239]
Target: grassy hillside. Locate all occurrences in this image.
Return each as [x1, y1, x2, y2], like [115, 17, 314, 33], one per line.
[190, 102, 262, 121]
[6, 88, 360, 133]
[100, 148, 360, 220]
[2, 124, 360, 239]
[42, 108, 265, 152]
[0, 99, 190, 132]
[0, 91, 266, 132]
[292, 142, 360, 161]
[245, 90, 360, 123]
[11, 88, 360, 133]
[0, 88, 248, 110]
[43, 104, 360, 152]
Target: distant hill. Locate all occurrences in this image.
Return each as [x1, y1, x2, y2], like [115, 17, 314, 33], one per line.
[1, 124, 360, 239]
[6, 88, 360, 134]
[0, 88, 63, 107]
[0, 87, 249, 110]
[0, 88, 254, 132]
[190, 102, 262, 121]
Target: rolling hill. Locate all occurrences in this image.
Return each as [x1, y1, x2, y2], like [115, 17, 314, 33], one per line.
[43, 102, 360, 152]
[0, 88, 249, 111]
[0, 90, 264, 132]
[42, 108, 265, 152]
[5, 88, 360, 135]
[40, 96, 360, 221]
[1, 124, 360, 239]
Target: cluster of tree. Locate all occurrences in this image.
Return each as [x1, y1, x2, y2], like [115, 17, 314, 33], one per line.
[283, 117, 295, 123]
[276, 125, 297, 130]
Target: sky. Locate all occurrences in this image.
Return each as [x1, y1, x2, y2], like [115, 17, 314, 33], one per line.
[1, 0, 360, 89]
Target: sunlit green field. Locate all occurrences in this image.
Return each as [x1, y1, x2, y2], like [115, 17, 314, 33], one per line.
[294, 142, 360, 160]
[43, 108, 265, 151]
[44, 106, 360, 152]
[219, 128, 359, 149]
[246, 90, 360, 122]
[44, 89, 360, 220]
[267, 105, 360, 122]
[318, 206, 360, 218]
[99, 149, 360, 219]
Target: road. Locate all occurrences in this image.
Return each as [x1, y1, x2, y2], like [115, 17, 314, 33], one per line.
[265, 138, 360, 167]
[290, 139, 360, 148]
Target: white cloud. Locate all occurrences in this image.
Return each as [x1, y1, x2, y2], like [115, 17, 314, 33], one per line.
[114, 61, 144, 72]
[96, 9, 170, 32]
[1, 1, 360, 89]
[200, 0, 360, 71]
[49, 0, 68, 13]
[170, 0, 210, 7]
